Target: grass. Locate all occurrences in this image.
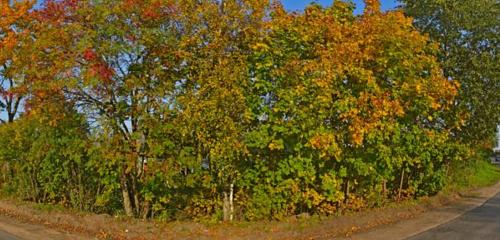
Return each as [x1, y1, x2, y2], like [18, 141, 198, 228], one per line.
[445, 159, 500, 194]
[32, 202, 66, 212]
[467, 162, 500, 186]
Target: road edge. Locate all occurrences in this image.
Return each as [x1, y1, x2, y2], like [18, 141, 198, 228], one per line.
[346, 180, 500, 240]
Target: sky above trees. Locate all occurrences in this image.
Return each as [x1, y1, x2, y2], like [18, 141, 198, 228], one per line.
[282, 0, 399, 13]
[33, 1, 399, 13]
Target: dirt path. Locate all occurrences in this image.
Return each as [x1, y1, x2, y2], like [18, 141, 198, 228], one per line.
[0, 214, 89, 240]
[345, 181, 500, 240]
[0, 228, 19, 240]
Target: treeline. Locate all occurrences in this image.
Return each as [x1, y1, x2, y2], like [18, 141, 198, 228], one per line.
[0, 0, 497, 221]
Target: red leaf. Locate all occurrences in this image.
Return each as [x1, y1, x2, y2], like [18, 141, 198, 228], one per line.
[83, 48, 97, 61]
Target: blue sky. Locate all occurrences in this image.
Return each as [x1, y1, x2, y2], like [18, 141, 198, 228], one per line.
[34, 1, 399, 13]
[282, 0, 399, 14]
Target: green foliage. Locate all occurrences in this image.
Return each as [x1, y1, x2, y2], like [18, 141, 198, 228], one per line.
[0, 104, 99, 211]
[400, 0, 500, 144]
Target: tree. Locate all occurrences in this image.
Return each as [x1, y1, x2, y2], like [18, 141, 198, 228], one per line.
[400, 0, 500, 144]
[30, 0, 269, 218]
[0, 0, 34, 123]
[0, 98, 95, 209]
[240, 0, 457, 218]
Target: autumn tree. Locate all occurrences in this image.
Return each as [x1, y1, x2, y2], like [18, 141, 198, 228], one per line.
[27, 0, 270, 218]
[241, 0, 457, 218]
[0, 0, 34, 123]
[30, 0, 188, 217]
[171, 0, 269, 221]
[400, 0, 499, 144]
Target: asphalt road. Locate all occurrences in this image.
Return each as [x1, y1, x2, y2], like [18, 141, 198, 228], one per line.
[0, 230, 18, 240]
[408, 191, 500, 240]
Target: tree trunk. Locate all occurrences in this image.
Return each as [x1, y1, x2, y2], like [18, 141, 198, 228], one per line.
[7, 111, 15, 123]
[223, 191, 229, 221]
[343, 179, 350, 205]
[382, 179, 387, 197]
[29, 167, 39, 202]
[131, 173, 140, 215]
[229, 183, 234, 221]
[78, 168, 84, 210]
[142, 201, 151, 219]
[120, 173, 134, 217]
[398, 167, 405, 201]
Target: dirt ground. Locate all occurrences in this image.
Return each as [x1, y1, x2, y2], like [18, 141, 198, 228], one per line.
[0, 181, 499, 240]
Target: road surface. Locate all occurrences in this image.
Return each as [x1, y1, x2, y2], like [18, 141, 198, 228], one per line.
[0, 230, 18, 240]
[0, 214, 88, 240]
[408, 191, 500, 240]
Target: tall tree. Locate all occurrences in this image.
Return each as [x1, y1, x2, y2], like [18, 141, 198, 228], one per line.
[0, 0, 34, 123]
[30, 0, 269, 217]
[400, 0, 500, 144]
[33, 0, 187, 217]
[240, 0, 457, 218]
